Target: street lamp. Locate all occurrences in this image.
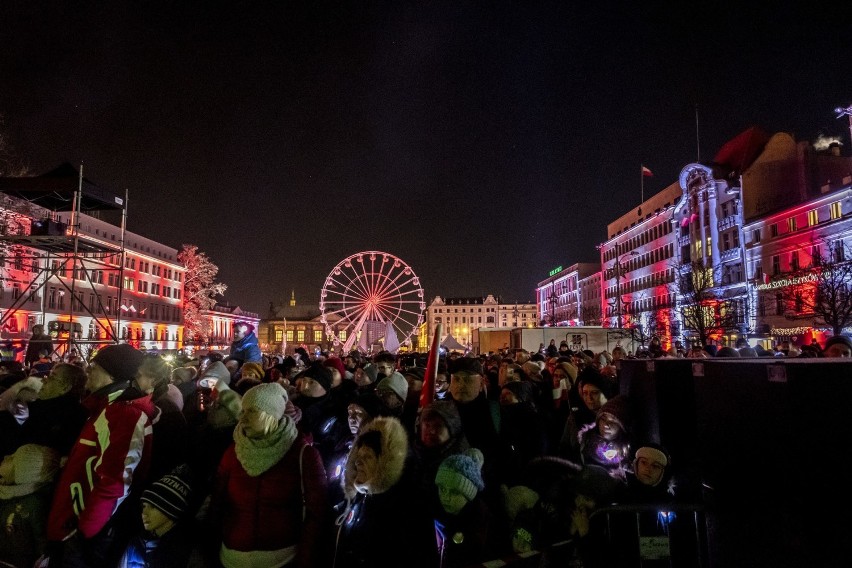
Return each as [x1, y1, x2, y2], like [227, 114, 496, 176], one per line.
[835, 104, 852, 151]
[549, 290, 558, 327]
[614, 251, 639, 329]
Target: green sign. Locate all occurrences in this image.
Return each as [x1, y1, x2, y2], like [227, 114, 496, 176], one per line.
[549, 266, 563, 277]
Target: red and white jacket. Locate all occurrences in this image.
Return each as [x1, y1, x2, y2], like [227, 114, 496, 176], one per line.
[47, 383, 155, 540]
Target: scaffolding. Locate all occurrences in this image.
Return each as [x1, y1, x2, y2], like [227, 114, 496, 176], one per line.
[0, 163, 128, 357]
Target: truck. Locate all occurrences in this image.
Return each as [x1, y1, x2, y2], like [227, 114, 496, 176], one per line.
[474, 326, 639, 356]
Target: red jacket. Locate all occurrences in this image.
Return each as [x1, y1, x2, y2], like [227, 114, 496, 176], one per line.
[214, 435, 329, 568]
[47, 384, 154, 540]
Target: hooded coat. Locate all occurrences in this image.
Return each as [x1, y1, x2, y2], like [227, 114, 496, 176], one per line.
[334, 417, 438, 568]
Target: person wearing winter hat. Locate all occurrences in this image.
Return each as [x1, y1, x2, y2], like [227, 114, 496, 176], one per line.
[292, 362, 351, 496]
[577, 394, 631, 479]
[213, 382, 329, 568]
[375, 371, 408, 416]
[824, 335, 852, 358]
[433, 448, 492, 568]
[335, 416, 438, 568]
[0, 444, 61, 568]
[0, 375, 42, 458]
[229, 321, 262, 364]
[119, 465, 201, 567]
[46, 343, 155, 567]
[558, 369, 610, 459]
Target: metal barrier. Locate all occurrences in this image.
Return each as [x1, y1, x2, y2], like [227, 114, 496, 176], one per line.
[587, 503, 709, 568]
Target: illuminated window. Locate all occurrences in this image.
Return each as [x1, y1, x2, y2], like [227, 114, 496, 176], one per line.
[297, 330, 304, 342]
[787, 217, 797, 232]
[808, 209, 818, 226]
[830, 201, 842, 220]
[274, 330, 283, 342]
[313, 330, 322, 342]
[286, 330, 294, 342]
[769, 224, 778, 237]
[339, 330, 347, 341]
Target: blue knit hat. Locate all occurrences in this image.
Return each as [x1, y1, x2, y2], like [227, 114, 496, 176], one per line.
[435, 448, 485, 501]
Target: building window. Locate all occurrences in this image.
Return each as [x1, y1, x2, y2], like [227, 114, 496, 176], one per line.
[808, 209, 818, 226]
[812, 245, 821, 265]
[791, 251, 799, 271]
[830, 201, 842, 220]
[313, 330, 322, 342]
[834, 240, 845, 262]
[722, 233, 730, 251]
[296, 330, 304, 342]
[769, 224, 778, 237]
[786, 217, 797, 232]
[754, 262, 763, 281]
[775, 293, 784, 315]
[286, 330, 294, 342]
[753, 229, 761, 244]
[772, 255, 781, 275]
[339, 330, 347, 341]
[274, 330, 283, 342]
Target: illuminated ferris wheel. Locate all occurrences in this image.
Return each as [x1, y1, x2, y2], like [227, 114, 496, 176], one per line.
[320, 251, 426, 353]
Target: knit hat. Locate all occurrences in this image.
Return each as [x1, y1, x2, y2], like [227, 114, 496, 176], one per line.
[435, 448, 485, 502]
[202, 361, 232, 385]
[240, 362, 265, 379]
[420, 400, 464, 439]
[350, 391, 385, 419]
[11, 444, 60, 485]
[376, 372, 408, 402]
[449, 357, 483, 376]
[141, 466, 192, 521]
[297, 362, 333, 393]
[597, 394, 629, 429]
[825, 335, 852, 351]
[323, 357, 346, 380]
[634, 445, 669, 468]
[403, 366, 426, 383]
[91, 344, 145, 383]
[555, 362, 578, 383]
[361, 364, 379, 384]
[242, 382, 289, 421]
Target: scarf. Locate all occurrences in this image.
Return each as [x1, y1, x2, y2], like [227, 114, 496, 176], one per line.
[233, 416, 298, 477]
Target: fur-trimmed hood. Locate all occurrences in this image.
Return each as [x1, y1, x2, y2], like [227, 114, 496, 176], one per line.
[342, 416, 408, 499]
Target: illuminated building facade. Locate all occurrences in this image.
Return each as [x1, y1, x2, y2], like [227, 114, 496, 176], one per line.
[599, 182, 682, 348]
[259, 293, 348, 356]
[743, 133, 852, 347]
[426, 295, 536, 350]
[0, 209, 185, 356]
[535, 263, 598, 327]
[199, 303, 260, 354]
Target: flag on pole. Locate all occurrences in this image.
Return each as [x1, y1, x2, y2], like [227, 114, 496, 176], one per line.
[641, 165, 653, 177]
[419, 323, 443, 410]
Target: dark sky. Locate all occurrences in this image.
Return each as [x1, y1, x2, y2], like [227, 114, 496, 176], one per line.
[2, 1, 851, 315]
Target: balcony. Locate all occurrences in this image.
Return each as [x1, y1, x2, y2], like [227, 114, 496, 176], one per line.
[678, 235, 690, 248]
[720, 248, 741, 263]
[717, 214, 738, 232]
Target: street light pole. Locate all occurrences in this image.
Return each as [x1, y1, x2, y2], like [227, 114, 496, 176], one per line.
[614, 251, 639, 329]
[836, 104, 852, 153]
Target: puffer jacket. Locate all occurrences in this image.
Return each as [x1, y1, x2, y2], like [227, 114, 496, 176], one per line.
[47, 383, 155, 540]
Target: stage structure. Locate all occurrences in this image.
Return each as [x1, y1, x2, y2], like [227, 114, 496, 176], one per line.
[0, 163, 128, 356]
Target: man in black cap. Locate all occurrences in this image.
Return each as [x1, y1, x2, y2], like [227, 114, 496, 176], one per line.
[46, 343, 154, 567]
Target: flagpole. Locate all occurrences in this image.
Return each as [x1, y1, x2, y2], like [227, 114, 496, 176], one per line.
[419, 323, 443, 410]
[640, 163, 644, 204]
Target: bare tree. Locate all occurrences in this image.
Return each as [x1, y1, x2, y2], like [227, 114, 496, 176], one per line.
[677, 260, 747, 346]
[775, 241, 852, 336]
[178, 244, 227, 345]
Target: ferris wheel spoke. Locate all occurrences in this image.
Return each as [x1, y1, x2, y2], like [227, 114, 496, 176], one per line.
[371, 268, 408, 300]
[323, 303, 369, 324]
[328, 273, 370, 301]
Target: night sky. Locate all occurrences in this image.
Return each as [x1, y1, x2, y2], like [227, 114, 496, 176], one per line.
[2, 2, 851, 315]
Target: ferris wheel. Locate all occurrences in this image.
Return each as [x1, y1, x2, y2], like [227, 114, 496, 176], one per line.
[320, 251, 425, 353]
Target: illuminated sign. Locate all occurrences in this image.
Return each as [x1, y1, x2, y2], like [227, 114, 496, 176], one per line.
[755, 273, 818, 291]
[549, 266, 563, 277]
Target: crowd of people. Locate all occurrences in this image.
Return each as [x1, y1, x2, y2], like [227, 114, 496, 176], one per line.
[0, 322, 850, 568]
